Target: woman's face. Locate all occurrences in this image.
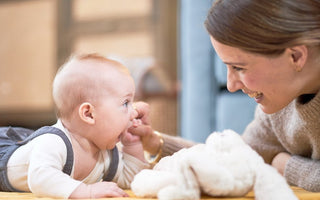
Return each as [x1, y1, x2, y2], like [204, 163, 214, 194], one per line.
[210, 37, 302, 114]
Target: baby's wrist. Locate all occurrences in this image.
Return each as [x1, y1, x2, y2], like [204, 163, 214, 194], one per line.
[122, 140, 143, 153]
[122, 140, 142, 148]
[123, 143, 146, 162]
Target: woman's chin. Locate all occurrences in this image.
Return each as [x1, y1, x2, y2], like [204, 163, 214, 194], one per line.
[259, 104, 280, 114]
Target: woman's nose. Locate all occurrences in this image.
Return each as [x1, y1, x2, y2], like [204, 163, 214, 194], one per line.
[226, 70, 244, 93]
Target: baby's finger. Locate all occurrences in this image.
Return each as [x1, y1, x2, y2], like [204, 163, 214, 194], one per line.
[132, 119, 142, 128]
[105, 188, 129, 197]
[109, 184, 129, 197]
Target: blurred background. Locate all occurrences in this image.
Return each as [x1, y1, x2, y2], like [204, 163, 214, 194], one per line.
[0, 0, 256, 142]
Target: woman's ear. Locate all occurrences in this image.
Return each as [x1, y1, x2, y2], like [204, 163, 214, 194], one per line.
[78, 102, 95, 124]
[289, 45, 308, 72]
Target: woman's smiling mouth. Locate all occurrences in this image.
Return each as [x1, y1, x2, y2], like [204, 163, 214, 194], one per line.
[248, 91, 263, 99]
[242, 89, 263, 102]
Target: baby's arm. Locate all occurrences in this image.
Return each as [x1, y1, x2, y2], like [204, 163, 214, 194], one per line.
[121, 119, 146, 162]
[27, 134, 128, 199]
[107, 119, 149, 189]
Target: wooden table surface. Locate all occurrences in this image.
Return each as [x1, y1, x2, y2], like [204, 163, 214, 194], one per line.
[0, 187, 318, 200]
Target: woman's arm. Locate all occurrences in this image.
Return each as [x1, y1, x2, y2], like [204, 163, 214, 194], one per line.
[284, 155, 320, 192]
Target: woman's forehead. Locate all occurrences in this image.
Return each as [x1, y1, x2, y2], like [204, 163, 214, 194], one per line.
[211, 38, 252, 63]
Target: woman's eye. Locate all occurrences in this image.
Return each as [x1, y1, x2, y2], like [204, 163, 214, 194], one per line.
[232, 66, 244, 71]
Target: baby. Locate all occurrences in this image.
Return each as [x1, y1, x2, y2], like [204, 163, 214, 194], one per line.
[2, 53, 149, 198]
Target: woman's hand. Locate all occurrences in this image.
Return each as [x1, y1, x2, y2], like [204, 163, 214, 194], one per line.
[129, 101, 161, 155]
[271, 152, 291, 175]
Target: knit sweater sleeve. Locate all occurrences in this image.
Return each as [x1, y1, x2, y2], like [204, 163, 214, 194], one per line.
[285, 156, 320, 192]
[161, 134, 195, 157]
[242, 106, 286, 164]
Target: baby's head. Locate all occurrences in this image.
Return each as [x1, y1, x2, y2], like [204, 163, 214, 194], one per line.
[53, 53, 137, 149]
[53, 53, 132, 119]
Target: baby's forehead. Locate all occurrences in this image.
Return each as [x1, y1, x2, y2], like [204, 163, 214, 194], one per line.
[78, 58, 129, 75]
[62, 56, 133, 89]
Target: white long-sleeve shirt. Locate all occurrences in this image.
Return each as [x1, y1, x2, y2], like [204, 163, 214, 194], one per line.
[6, 120, 148, 198]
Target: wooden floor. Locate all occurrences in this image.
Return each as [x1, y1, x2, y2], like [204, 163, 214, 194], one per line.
[0, 187, 319, 199]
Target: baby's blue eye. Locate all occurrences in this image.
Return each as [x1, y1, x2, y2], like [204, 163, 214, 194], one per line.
[123, 100, 129, 107]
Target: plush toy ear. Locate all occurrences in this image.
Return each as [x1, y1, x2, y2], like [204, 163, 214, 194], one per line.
[131, 169, 178, 198]
[254, 164, 298, 200]
[131, 167, 200, 200]
[158, 163, 200, 200]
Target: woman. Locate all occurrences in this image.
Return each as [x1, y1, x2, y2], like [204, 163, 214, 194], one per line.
[130, 0, 320, 192]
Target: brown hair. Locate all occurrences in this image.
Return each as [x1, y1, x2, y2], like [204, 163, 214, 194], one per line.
[205, 0, 320, 55]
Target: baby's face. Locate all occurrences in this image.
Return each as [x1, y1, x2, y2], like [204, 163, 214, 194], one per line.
[91, 66, 136, 150]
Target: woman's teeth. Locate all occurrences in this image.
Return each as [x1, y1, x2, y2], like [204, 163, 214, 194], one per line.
[248, 92, 263, 98]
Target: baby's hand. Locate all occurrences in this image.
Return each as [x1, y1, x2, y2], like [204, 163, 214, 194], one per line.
[90, 182, 128, 198]
[121, 130, 141, 146]
[121, 119, 142, 146]
[69, 182, 128, 198]
[121, 119, 146, 162]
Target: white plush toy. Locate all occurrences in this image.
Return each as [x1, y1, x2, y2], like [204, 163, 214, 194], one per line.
[131, 129, 298, 200]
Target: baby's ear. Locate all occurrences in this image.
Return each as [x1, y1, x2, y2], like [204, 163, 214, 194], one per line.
[78, 102, 95, 124]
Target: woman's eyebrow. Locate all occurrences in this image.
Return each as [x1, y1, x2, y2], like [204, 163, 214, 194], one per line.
[224, 61, 247, 66]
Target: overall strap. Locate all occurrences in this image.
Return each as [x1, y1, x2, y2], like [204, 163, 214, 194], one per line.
[0, 126, 74, 192]
[102, 146, 119, 181]
[26, 126, 74, 175]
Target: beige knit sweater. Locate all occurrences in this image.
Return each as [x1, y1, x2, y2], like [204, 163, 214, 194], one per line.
[161, 91, 320, 192]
